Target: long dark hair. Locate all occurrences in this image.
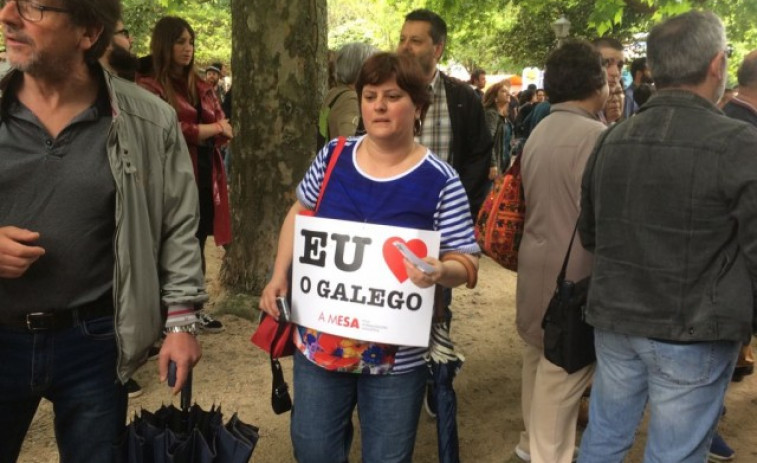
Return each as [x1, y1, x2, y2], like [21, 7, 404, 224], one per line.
[149, 16, 200, 110]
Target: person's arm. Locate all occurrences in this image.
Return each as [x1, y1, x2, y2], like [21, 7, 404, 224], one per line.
[464, 101, 494, 213]
[180, 88, 233, 144]
[258, 141, 332, 317]
[208, 86, 233, 144]
[191, 120, 231, 143]
[259, 201, 308, 319]
[724, 126, 757, 277]
[405, 252, 479, 289]
[484, 108, 498, 138]
[407, 175, 480, 289]
[578, 132, 607, 252]
[155, 116, 206, 394]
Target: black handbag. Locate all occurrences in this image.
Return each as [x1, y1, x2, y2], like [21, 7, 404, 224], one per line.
[541, 222, 595, 374]
[269, 319, 293, 414]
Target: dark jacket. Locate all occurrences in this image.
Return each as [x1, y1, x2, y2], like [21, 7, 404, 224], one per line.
[579, 89, 757, 343]
[723, 98, 757, 127]
[441, 73, 492, 215]
[484, 107, 513, 173]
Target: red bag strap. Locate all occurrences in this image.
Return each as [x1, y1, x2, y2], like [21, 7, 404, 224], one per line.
[313, 136, 347, 214]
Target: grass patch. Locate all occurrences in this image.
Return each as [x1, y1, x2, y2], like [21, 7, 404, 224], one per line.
[213, 292, 260, 322]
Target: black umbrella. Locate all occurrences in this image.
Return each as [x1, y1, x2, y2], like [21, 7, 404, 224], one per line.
[427, 320, 464, 463]
[118, 363, 259, 463]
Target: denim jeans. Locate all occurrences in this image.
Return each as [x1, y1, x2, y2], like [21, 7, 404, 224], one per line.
[290, 351, 426, 463]
[0, 316, 127, 463]
[578, 329, 740, 463]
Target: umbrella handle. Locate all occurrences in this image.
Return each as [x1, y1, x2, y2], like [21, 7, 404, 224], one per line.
[168, 361, 193, 412]
[181, 370, 193, 412]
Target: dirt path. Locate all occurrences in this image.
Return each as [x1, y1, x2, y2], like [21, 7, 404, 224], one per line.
[17, 247, 757, 462]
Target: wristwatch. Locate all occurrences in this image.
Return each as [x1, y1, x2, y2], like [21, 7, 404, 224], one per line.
[164, 322, 199, 335]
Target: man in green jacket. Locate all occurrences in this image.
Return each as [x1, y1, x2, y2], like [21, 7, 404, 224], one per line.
[0, 1, 205, 461]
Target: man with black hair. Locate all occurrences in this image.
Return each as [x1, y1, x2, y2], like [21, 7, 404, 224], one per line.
[397, 9, 491, 216]
[0, 0, 205, 460]
[205, 61, 226, 103]
[592, 37, 625, 124]
[99, 19, 138, 81]
[469, 68, 486, 99]
[623, 57, 653, 118]
[397, 8, 491, 442]
[723, 49, 757, 126]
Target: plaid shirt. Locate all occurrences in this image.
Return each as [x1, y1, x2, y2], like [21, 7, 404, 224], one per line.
[417, 70, 452, 163]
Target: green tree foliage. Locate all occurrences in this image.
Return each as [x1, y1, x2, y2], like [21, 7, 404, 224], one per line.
[120, 0, 756, 76]
[121, 0, 231, 68]
[328, 0, 757, 74]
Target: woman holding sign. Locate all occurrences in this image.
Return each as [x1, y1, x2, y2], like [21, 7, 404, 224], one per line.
[260, 52, 480, 463]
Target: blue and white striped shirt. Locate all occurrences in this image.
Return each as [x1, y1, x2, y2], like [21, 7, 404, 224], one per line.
[295, 135, 479, 373]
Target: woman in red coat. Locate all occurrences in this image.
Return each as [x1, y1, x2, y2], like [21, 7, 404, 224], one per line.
[137, 16, 232, 274]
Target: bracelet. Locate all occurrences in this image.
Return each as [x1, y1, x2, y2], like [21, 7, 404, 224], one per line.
[441, 252, 477, 288]
[164, 322, 199, 335]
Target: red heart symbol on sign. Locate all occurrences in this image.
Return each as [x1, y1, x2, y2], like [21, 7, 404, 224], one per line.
[383, 237, 428, 283]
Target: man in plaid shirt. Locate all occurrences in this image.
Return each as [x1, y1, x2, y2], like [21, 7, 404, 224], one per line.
[398, 8, 492, 216]
[397, 8, 492, 431]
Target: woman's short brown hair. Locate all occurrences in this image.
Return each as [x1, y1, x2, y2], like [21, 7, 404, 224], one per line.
[356, 52, 431, 119]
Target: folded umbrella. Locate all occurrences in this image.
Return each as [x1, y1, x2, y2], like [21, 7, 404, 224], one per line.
[118, 364, 259, 463]
[427, 320, 464, 463]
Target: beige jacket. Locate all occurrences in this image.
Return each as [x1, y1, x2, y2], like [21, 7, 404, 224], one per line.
[515, 103, 605, 348]
[324, 84, 359, 138]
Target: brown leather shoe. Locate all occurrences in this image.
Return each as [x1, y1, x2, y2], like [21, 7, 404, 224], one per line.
[732, 344, 754, 382]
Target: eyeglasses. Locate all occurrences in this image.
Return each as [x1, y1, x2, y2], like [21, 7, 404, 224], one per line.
[724, 45, 733, 59]
[1, 0, 70, 22]
[115, 28, 130, 39]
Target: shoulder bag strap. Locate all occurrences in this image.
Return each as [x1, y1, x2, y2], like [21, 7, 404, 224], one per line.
[556, 122, 623, 284]
[266, 135, 346, 360]
[556, 220, 580, 285]
[268, 314, 290, 356]
[328, 89, 350, 109]
[313, 136, 346, 214]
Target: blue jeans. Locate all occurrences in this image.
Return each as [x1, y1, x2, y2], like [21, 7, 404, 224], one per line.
[0, 316, 127, 463]
[291, 351, 426, 463]
[578, 329, 740, 463]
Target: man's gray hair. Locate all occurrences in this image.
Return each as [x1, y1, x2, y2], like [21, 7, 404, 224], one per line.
[335, 42, 378, 86]
[647, 10, 725, 89]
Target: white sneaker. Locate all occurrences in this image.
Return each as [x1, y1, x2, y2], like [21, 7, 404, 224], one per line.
[514, 446, 578, 462]
[514, 446, 531, 462]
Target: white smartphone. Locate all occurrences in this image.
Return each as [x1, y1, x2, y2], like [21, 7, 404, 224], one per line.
[393, 241, 435, 274]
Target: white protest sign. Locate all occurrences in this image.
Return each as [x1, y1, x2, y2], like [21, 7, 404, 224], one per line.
[292, 215, 440, 347]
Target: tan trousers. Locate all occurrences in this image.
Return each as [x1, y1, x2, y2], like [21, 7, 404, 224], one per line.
[518, 342, 594, 463]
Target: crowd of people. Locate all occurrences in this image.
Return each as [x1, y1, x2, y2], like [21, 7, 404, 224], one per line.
[0, 2, 756, 463]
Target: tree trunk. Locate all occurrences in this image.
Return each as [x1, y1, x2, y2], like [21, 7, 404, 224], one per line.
[221, 0, 328, 294]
